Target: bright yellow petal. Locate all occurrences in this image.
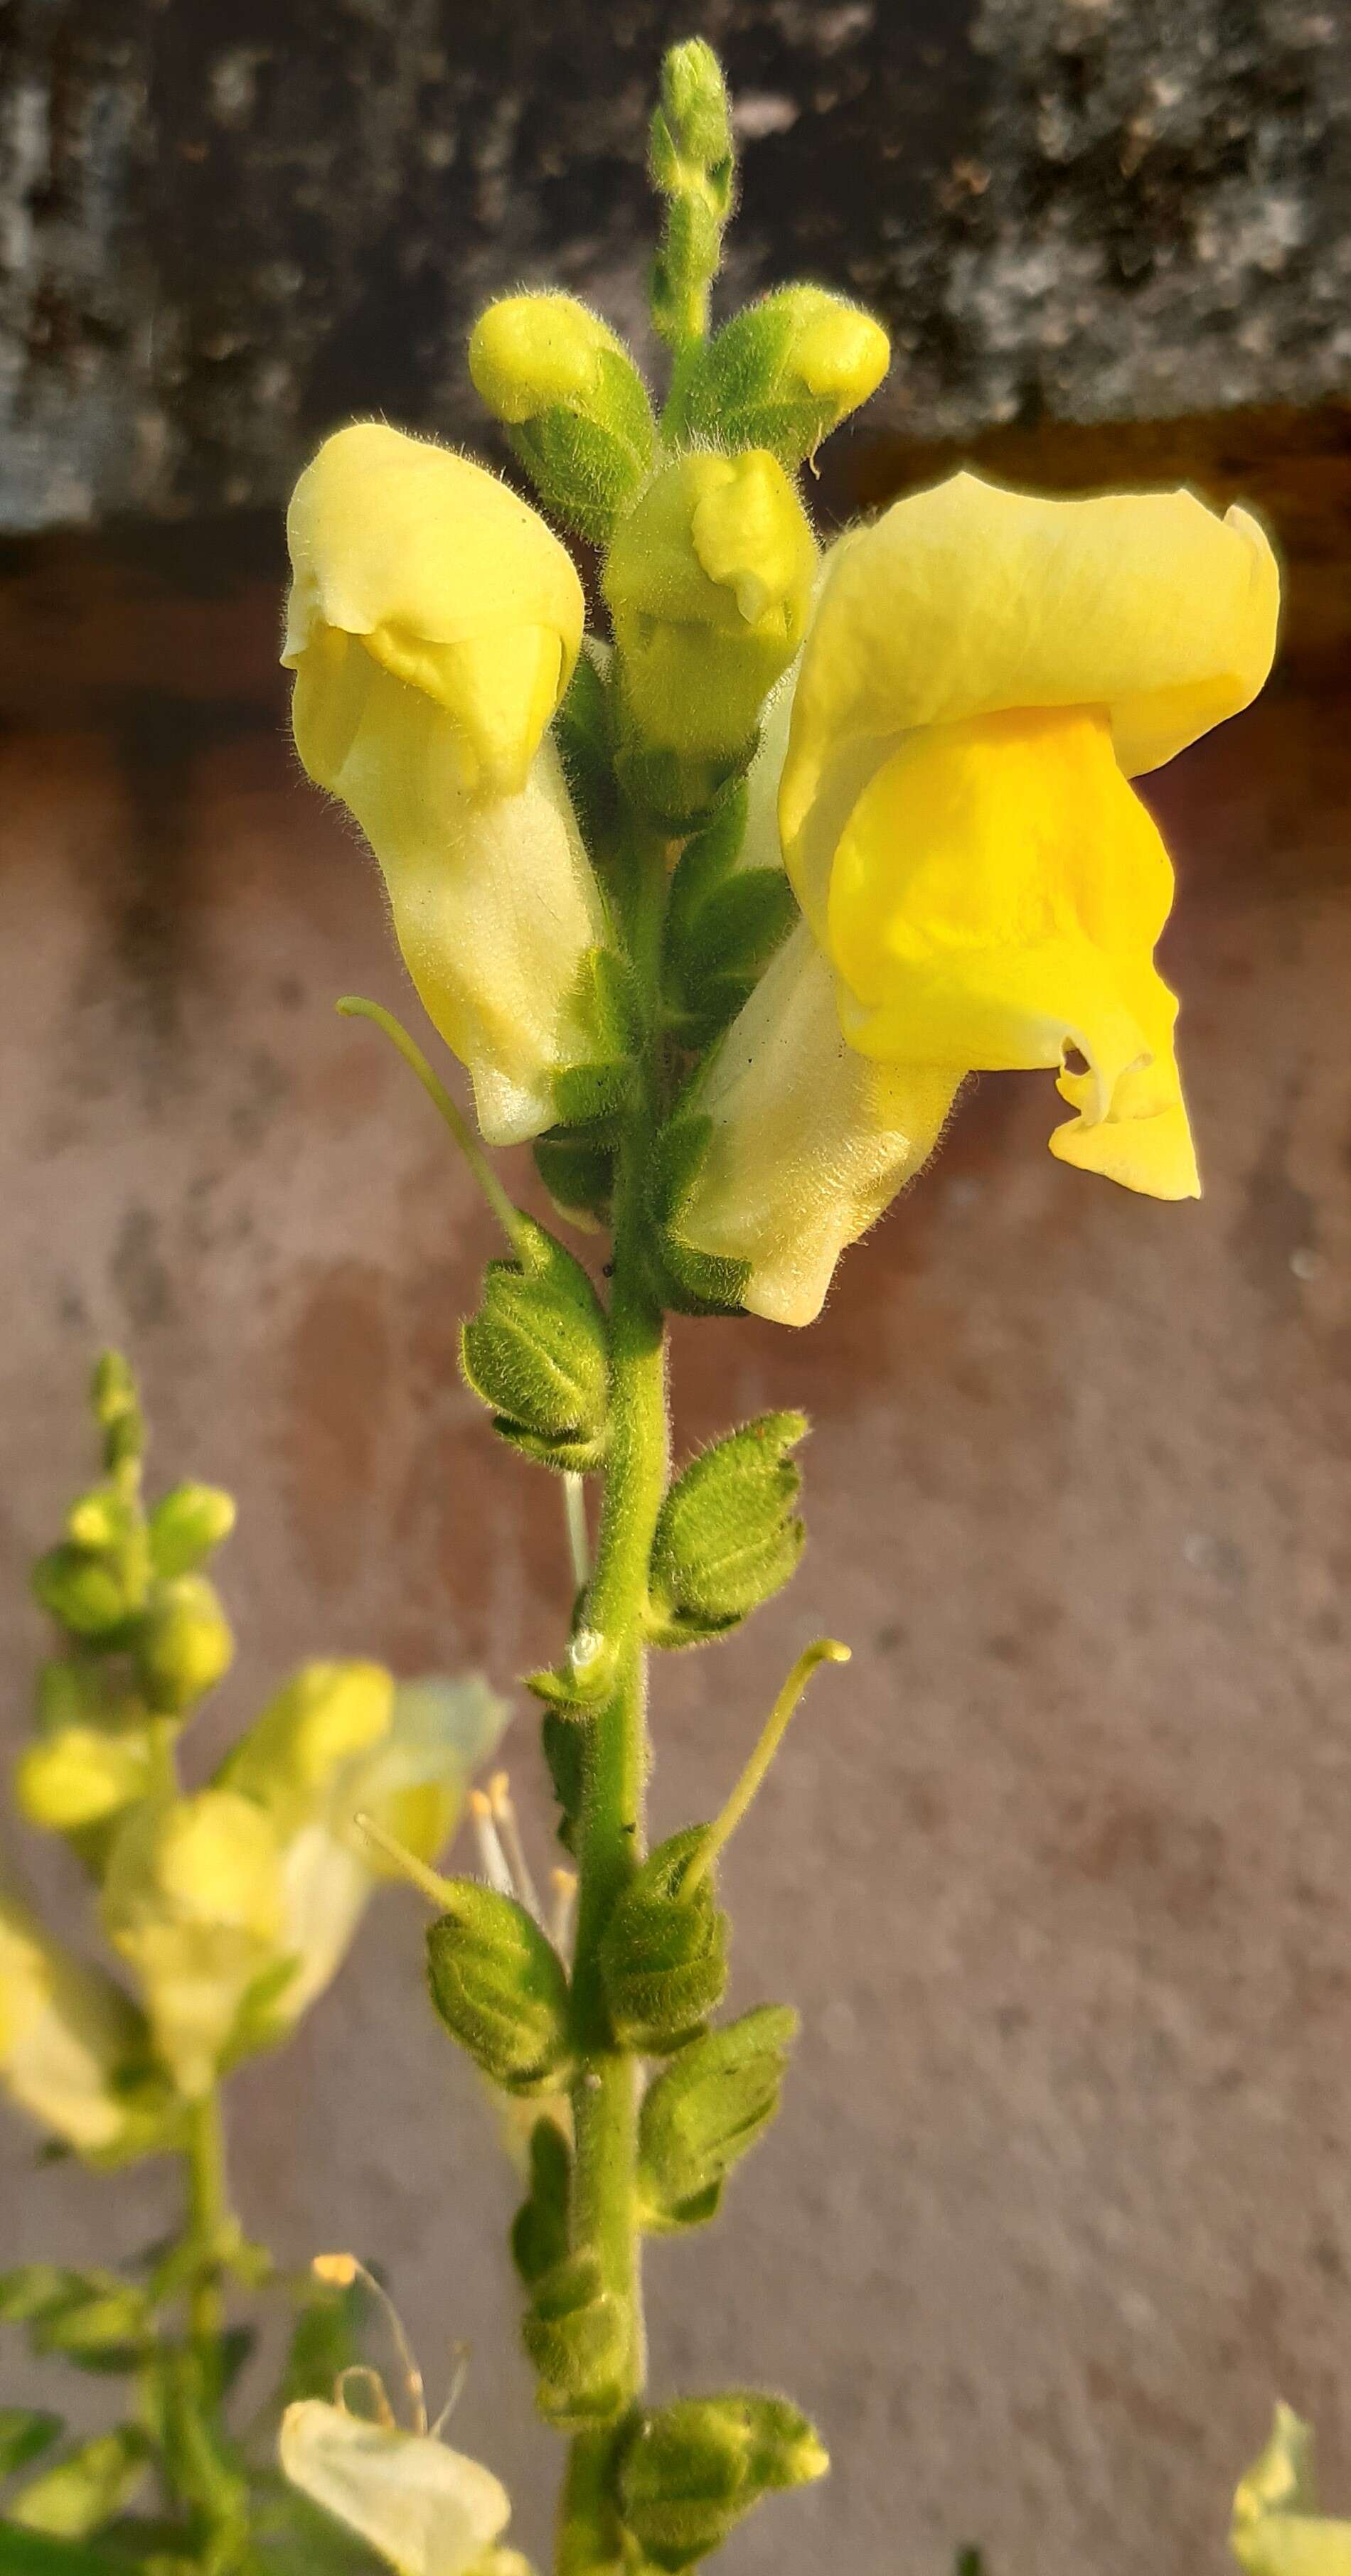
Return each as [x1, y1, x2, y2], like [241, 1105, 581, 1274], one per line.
[1050, 967, 1200, 1199]
[781, 468, 1278, 916]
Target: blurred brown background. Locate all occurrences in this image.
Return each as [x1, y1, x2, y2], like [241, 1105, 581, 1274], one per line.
[1, 6, 1350, 2575]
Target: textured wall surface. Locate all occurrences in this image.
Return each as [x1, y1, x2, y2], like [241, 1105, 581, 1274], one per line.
[0, 0, 1347, 527]
[0, 441, 1349, 2575]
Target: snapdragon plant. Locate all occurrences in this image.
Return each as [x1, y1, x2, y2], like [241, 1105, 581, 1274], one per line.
[0, 1353, 506, 2572]
[271, 36, 1285, 2576]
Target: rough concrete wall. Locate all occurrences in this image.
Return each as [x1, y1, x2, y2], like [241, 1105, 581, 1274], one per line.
[0, 0, 1347, 529]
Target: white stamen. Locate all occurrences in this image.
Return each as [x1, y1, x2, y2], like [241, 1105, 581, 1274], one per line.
[488, 1771, 542, 1923]
[469, 1788, 515, 1898]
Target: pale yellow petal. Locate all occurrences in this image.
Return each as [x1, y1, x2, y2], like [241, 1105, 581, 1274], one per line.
[279, 2402, 511, 2576]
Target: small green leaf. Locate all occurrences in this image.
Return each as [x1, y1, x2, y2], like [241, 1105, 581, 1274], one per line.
[511, 2118, 572, 2288]
[8, 2432, 148, 2543]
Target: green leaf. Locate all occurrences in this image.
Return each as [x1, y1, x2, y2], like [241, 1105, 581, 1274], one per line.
[8, 2434, 148, 2543]
[0, 2420, 61, 2484]
[0, 2525, 134, 2576]
[511, 2118, 572, 2288]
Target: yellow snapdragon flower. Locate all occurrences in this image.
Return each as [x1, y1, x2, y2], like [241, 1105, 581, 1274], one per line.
[284, 426, 604, 1144]
[779, 470, 1280, 1196]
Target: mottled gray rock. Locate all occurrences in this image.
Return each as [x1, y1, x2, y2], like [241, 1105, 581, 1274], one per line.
[0, 0, 1347, 527]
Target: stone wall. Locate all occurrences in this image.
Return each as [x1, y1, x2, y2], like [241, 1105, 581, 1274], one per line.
[0, 0, 1347, 527]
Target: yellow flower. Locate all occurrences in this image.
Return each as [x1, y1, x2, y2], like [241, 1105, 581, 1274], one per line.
[661, 683, 958, 1325]
[101, 1789, 284, 2098]
[1232, 2406, 1351, 2576]
[0, 1890, 150, 2159]
[285, 424, 582, 801]
[779, 470, 1280, 1196]
[284, 427, 604, 1145]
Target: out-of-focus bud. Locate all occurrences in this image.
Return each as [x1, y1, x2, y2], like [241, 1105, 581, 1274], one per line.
[15, 1725, 154, 1835]
[636, 2006, 797, 2231]
[148, 1482, 237, 1579]
[0, 1891, 155, 2161]
[1232, 2404, 1351, 2576]
[101, 1791, 284, 2098]
[460, 1216, 610, 1475]
[604, 451, 816, 829]
[426, 1883, 572, 2095]
[469, 294, 656, 544]
[616, 2392, 827, 2570]
[31, 1545, 139, 1641]
[132, 1574, 234, 1716]
[599, 1827, 728, 2054]
[90, 1351, 144, 1477]
[646, 1415, 806, 1646]
[680, 287, 890, 466]
[8, 2426, 149, 2540]
[279, 2395, 513, 2576]
[656, 921, 959, 1326]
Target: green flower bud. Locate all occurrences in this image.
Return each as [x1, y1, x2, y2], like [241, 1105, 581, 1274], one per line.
[599, 1828, 727, 2054]
[15, 1725, 154, 1835]
[460, 1215, 610, 1475]
[653, 39, 733, 188]
[680, 288, 890, 466]
[133, 1574, 233, 1714]
[520, 2250, 626, 2426]
[636, 2007, 797, 2233]
[604, 452, 816, 830]
[426, 1882, 572, 2094]
[469, 295, 656, 545]
[616, 2392, 828, 2570]
[65, 1486, 137, 1555]
[148, 1481, 237, 1578]
[31, 1545, 139, 1641]
[511, 2117, 572, 2287]
[646, 1414, 806, 1647]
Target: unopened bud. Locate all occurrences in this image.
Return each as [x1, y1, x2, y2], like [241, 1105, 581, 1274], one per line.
[31, 1546, 139, 1641]
[469, 295, 655, 544]
[461, 1217, 610, 1475]
[647, 1414, 806, 1646]
[426, 1883, 572, 2094]
[599, 1828, 727, 2054]
[681, 288, 890, 466]
[604, 452, 816, 828]
[654, 40, 733, 185]
[15, 1727, 153, 1835]
[617, 2392, 828, 2570]
[148, 1482, 237, 1579]
[133, 1575, 233, 1715]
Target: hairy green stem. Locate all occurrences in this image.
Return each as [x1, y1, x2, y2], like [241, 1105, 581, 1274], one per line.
[558, 839, 670, 2572]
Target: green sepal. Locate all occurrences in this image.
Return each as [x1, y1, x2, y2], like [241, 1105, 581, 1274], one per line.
[508, 354, 655, 544]
[0, 2416, 63, 2482]
[533, 1130, 614, 1233]
[613, 731, 757, 840]
[663, 788, 796, 1049]
[147, 1483, 236, 1578]
[598, 1827, 727, 2054]
[645, 1115, 751, 1319]
[555, 654, 621, 864]
[461, 1215, 610, 1476]
[132, 1574, 233, 1714]
[520, 2251, 626, 2426]
[426, 1884, 572, 2094]
[511, 2118, 572, 2287]
[616, 2390, 827, 2570]
[646, 1414, 806, 1645]
[636, 2006, 797, 2233]
[541, 1710, 585, 1852]
[552, 949, 641, 1131]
